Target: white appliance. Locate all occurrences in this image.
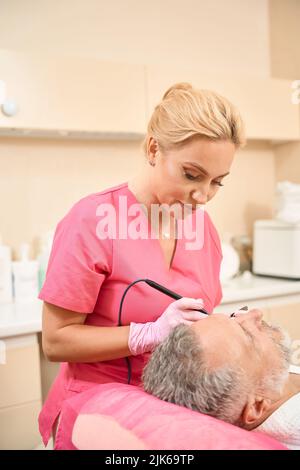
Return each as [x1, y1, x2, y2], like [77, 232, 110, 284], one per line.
[253, 219, 300, 279]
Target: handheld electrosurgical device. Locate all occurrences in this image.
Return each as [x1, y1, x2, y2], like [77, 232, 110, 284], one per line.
[118, 277, 210, 385]
[118, 278, 248, 384]
[144, 279, 210, 315]
[144, 280, 248, 317]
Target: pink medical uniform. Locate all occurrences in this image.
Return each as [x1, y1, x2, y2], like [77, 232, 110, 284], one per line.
[38, 181, 223, 446]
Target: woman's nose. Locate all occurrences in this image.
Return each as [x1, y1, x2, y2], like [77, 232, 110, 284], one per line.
[192, 188, 209, 205]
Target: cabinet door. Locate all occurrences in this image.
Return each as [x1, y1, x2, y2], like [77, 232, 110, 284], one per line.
[0, 334, 42, 449]
[146, 65, 300, 142]
[0, 400, 41, 450]
[0, 335, 41, 408]
[0, 51, 146, 136]
[268, 302, 300, 366]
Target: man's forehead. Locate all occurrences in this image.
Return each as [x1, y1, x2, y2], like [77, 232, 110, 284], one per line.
[193, 314, 239, 344]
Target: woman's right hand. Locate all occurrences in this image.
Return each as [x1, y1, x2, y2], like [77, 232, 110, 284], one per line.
[128, 297, 206, 356]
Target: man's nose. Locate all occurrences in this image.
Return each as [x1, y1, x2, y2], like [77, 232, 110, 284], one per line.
[234, 308, 264, 325]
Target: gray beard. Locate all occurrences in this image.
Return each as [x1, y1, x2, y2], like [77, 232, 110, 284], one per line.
[261, 320, 291, 373]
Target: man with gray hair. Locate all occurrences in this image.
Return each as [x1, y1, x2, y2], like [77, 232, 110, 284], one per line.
[142, 309, 300, 449]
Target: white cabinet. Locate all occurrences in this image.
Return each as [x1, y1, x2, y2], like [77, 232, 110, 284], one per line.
[0, 50, 146, 138]
[146, 65, 300, 143]
[1, 51, 299, 142]
[0, 334, 42, 449]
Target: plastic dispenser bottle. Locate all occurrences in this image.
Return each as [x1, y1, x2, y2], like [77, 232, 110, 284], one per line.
[37, 232, 53, 291]
[12, 244, 39, 303]
[0, 236, 13, 304]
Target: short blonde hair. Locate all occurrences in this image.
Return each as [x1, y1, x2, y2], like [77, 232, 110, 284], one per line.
[142, 82, 246, 155]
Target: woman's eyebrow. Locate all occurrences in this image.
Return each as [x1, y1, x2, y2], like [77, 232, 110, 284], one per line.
[183, 161, 230, 178]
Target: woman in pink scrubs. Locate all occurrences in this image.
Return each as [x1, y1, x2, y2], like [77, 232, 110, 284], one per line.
[39, 82, 245, 448]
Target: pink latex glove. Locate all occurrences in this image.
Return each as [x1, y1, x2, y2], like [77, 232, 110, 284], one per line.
[128, 297, 207, 356]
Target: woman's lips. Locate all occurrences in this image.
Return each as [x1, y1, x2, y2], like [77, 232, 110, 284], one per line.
[178, 201, 197, 211]
[168, 201, 198, 212]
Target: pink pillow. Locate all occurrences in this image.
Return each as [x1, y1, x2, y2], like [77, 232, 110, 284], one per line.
[55, 383, 287, 450]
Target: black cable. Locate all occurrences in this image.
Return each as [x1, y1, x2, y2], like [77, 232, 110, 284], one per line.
[118, 279, 248, 383]
[117, 278, 209, 384]
[118, 278, 148, 384]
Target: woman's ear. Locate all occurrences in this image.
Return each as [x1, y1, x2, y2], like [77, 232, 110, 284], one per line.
[147, 137, 158, 166]
[240, 396, 272, 430]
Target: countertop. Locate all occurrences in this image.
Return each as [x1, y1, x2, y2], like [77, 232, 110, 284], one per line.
[1, 273, 300, 338]
[221, 272, 300, 303]
[0, 300, 43, 338]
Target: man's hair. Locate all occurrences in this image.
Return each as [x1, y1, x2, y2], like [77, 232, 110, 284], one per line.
[142, 324, 249, 424]
[142, 323, 290, 426]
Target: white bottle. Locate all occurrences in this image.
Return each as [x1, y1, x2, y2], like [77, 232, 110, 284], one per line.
[37, 231, 54, 291]
[12, 243, 39, 303]
[0, 236, 13, 304]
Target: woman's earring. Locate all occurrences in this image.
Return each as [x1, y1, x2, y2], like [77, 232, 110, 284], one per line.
[148, 160, 155, 167]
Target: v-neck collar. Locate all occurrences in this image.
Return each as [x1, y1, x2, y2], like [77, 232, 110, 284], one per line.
[124, 182, 182, 274]
[156, 223, 181, 273]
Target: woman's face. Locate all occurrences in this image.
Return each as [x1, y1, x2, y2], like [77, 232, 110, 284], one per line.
[148, 136, 236, 217]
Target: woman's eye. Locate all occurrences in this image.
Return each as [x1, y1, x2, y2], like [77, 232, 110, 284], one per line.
[184, 173, 197, 181]
[184, 172, 224, 187]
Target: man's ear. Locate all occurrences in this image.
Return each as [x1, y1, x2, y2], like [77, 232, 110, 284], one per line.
[240, 396, 272, 430]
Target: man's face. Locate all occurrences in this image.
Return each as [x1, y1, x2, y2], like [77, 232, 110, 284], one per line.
[191, 310, 290, 393]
